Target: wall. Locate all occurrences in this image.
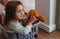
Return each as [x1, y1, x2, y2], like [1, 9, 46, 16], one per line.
[17, 0, 35, 12]
[35, 0, 50, 25]
[35, 0, 56, 33]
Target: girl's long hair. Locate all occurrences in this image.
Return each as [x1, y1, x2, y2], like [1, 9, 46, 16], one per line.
[4, 1, 23, 27]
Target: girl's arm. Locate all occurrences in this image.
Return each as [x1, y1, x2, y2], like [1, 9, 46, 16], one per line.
[9, 16, 36, 35]
[9, 22, 32, 35]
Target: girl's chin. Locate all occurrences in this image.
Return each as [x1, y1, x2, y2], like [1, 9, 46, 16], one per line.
[18, 18, 23, 21]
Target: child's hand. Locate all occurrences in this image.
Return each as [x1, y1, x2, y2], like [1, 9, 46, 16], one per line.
[26, 16, 36, 26]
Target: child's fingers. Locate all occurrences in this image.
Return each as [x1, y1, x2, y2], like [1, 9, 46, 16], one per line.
[29, 16, 36, 23]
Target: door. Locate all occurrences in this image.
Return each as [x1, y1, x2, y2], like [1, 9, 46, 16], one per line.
[56, 0, 60, 31]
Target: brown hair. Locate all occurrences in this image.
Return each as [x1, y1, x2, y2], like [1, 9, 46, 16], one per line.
[5, 1, 23, 26]
[0, 0, 8, 6]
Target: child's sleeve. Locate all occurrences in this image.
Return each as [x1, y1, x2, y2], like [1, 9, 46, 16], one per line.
[9, 22, 32, 35]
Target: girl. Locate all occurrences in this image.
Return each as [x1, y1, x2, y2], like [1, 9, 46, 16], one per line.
[4, 1, 36, 35]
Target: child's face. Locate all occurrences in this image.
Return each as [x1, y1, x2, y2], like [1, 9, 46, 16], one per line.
[15, 4, 24, 20]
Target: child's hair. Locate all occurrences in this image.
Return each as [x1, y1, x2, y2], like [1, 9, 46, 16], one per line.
[4, 1, 23, 26]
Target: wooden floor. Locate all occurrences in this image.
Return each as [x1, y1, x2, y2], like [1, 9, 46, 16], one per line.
[0, 28, 60, 39]
[38, 28, 60, 39]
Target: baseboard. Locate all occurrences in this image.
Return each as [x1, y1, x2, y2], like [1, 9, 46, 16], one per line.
[49, 24, 56, 33]
[39, 22, 56, 33]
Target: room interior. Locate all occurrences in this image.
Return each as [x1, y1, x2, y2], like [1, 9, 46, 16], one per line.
[0, 0, 60, 39]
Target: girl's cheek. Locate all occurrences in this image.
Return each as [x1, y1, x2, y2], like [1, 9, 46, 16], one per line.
[18, 13, 23, 19]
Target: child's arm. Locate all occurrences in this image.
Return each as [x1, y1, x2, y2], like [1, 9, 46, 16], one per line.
[9, 16, 36, 35]
[9, 22, 32, 35]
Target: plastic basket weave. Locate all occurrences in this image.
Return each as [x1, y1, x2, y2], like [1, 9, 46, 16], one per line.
[5, 21, 41, 39]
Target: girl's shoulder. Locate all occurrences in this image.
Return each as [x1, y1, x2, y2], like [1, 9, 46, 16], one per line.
[8, 20, 18, 29]
[8, 20, 23, 29]
[9, 20, 22, 26]
[9, 20, 17, 25]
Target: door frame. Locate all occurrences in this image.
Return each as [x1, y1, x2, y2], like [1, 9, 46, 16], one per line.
[56, 0, 60, 31]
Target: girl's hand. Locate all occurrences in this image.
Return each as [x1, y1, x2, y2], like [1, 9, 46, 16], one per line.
[26, 16, 36, 26]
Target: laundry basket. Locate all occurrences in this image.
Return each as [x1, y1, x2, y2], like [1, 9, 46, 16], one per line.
[4, 21, 41, 39]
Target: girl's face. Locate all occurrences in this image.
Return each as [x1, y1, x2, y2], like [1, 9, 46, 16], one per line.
[15, 4, 24, 20]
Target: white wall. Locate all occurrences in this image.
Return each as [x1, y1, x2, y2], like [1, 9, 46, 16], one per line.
[35, 0, 50, 25]
[17, 0, 35, 12]
[50, 0, 56, 25]
[49, 0, 56, 32]
[35, 0, 56, 33]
